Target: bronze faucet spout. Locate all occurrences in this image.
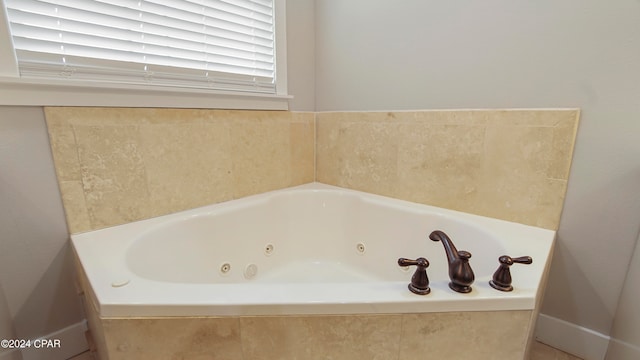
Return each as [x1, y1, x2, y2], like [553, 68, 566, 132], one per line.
[429, 230, 475, 293]
[429, 230, 460, 264]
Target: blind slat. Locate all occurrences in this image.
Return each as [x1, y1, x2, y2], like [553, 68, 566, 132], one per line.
[9, 9, 274, 52]
[4, 0, 276, 93]
[10, 21, 274, 60]
[13, 36, 275, 74]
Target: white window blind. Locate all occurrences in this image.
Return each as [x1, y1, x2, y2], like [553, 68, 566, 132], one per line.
[4, 0, 277, 94]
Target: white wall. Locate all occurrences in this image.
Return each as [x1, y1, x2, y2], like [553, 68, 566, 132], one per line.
[313, 0, 640, 357]
[0, 107, 85, 349]
[606, 232, 640, 359]
[286, 0, 316, 111]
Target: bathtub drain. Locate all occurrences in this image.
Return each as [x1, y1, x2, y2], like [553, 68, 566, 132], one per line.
[356, 242, 366, 255]
[244, 263, 258, 279]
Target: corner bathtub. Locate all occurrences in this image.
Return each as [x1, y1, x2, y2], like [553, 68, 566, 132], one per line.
[73, 183, 555, 359]
[73, 183, 554, 318]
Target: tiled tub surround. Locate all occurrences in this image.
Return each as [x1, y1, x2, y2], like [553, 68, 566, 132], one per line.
[45, 108, 579, 360]
[46, 108, 579, 233]
[45, 108, 315, 234]
[82, 309, 534, 360]
[73, 183, 554, 360]
[317, 110, 579, 230]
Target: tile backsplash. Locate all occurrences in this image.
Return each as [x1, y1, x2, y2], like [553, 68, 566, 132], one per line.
[45, 108, 314, 233]
[45, 108, 578, 233]
[316, 110, 579, 230]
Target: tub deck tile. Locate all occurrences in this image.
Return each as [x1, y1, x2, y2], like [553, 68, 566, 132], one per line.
[101, 317, 243, 360]
[398, 311, 532, 360]
[239, 315, 402, 360]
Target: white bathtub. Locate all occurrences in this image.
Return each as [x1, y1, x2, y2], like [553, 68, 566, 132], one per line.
[72, 183, 555, 318]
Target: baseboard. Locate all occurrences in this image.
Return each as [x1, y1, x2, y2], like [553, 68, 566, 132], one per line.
[535, 313, 610, 360]
[20, 320, 89, 360]
[605, 339, 640, 360]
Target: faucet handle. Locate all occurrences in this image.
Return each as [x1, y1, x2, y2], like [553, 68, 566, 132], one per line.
[511, 256, 533, 264]
[489, 255, 533, 291]
[398, 257, 431, 295]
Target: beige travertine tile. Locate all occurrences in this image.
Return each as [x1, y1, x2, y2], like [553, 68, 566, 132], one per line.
[548, 113, 581, 180]
[473, 177, 568, 230]
[316, 109, 579, 230]
[46, 107, 150, 126]
[399, 310, 532, 359]
[316, 114, 400, 196]
[483, 124, 554, 182]
[315, 112, 341, 186]
[45, 122, 82, 181]
[136, 108, 212, 125]
[45, 108, 316, 233]
[412, 109, 491, 125]
[85, 315, 580, 360]
[290, 112, 315, 185]
[474, 124, 562, 228]
[482, 109, 579, 184]
[140, 121, 234, 217]
[240, 315, 402, 360]
[46, 107, 577, 233]
[485, 109, 577, 127]
[74, 124, 150, 229]
[101, 317, 242, 360]
[318, 111, 404, 123]
[230, 112, 293, 198]
[58, 180, 92, 233]
[395, 122, 486, 208]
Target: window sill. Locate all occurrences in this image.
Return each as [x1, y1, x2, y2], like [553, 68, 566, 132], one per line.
[0, 77, 291, 110]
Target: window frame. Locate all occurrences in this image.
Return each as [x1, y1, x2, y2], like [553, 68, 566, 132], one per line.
[0, 0, 289, 110]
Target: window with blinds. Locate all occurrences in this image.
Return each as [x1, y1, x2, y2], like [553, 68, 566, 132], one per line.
[3, 0, 278, 94]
